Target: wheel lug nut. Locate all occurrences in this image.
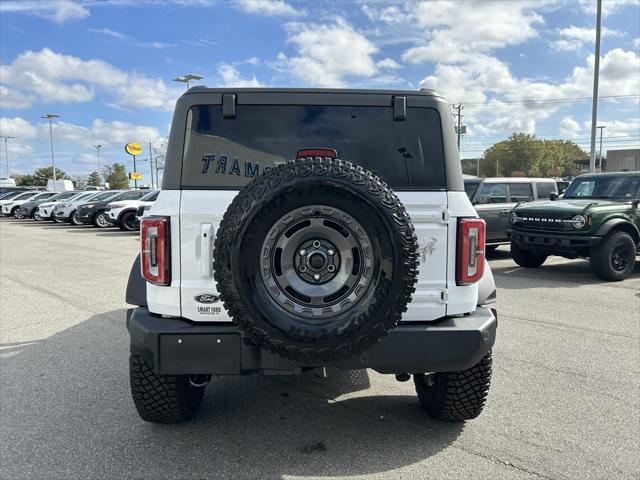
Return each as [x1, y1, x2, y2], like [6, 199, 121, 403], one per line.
[299, 249, 307, 256]
[313, 273, 321, 281]
[299, 265, 307, 273]
[327, 265, 335, 273]
[312, 240, 321, 248]
[327, 249, 335, 256]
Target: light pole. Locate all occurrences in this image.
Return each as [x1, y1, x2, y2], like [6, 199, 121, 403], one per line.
[93, 144, 102, 186]
[0, 136, 14, 178]
[173, 74, 203, 90]
[597, 125, 606, 171]
[41, 114, 59, 191]
[588, 0, 603, 173]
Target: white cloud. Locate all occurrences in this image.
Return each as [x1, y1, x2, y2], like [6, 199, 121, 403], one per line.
[276, 17, 378, 87]
[0, 86, 35, 109]
[420, 48, 640, 134]
[87, 27, 129, 40]
[0, 116, 162, 146]
[236, 0, 304, 17]
[552, 25, 624, 52]
[559, 117, 582, 137]
[361, 4, 408, 24]
[0, 117, 39, 139]
[54, 119, 162, 145]
[402, 1, 543, 64]
[0, 0, 89, 23]
[1, 48, 179, 111]
[634, 37, 640, 48]
[217, 63, 263, 87]
[377, 58, 402, 70]
[578, 0, 639, 16]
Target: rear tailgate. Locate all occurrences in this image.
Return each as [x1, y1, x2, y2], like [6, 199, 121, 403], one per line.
[178, 190, 448, 322]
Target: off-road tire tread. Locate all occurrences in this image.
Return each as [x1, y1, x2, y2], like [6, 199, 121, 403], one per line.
[590, 231, 636, 281]
[129, 355, 204, 423]
[414, 351, 492, 422]
[214, 157, 419, 363]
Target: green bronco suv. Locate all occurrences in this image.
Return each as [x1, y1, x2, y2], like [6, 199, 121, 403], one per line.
[509, 172, 640, 281]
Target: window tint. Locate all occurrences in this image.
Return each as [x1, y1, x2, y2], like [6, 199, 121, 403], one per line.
[139, 190, 159, 202]
[464, 181, 480, 200]
[32, 192, 55, 200]
[182, 104, 446, 189]
[92, 191, 119, 201]
[476, 183, 507, 204]
[564, 175, 640, 200]
[117, 190, 146, 201]
[535, 182, 557, 199]
[13, 192, 37, 200]
[509, 182, 533, 202]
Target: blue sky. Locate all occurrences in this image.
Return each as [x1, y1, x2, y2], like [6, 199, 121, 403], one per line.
[0, 0, 638, 182]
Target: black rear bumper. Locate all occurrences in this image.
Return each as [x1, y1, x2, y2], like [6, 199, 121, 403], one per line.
[127, 307, 497, 376]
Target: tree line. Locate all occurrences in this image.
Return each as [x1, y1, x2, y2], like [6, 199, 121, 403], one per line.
[13, 163, 131, 189]
[461, 133, 589, 177]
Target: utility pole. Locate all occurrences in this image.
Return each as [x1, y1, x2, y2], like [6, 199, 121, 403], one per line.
[0, 136, 14, 177]
[93, 144, 102, 186]
[41, 114, 59, 191]
[149, 142, 155, 188]
[597, 125, 606, 171]
[589, 0, 602, 173]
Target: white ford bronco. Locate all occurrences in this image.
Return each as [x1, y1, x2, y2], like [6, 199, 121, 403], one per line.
[126, 88, 497, 423]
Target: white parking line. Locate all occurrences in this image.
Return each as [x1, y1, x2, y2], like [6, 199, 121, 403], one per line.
[503, 267, 524, 274]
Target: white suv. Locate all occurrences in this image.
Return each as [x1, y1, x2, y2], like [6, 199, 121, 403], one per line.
[105, 190, 159, 231]
[125, 88, 497, 424]
[1, 191, 56, 218]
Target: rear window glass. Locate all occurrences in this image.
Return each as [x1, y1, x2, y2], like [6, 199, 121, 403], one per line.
[464, 181, 480, 200]
[476, 183, 507, 204]
[535, 182, 557, 199]
[509, 183, 533, 202]
[182, 104, 446, 189]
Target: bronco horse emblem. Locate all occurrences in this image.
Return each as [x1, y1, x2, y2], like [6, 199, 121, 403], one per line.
[418, 237, 438, 262]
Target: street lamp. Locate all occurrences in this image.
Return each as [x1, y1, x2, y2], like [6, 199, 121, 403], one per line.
[41, 114, 59, 191]
[173, 74, 203, 90]
[0, 136, 14, 178]
[93, 144, 102, 186]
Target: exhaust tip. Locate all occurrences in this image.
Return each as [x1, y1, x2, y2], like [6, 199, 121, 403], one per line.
[395, 373, 411, 382]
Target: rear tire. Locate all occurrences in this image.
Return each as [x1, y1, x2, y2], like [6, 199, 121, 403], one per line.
[129, 355, 206, 423]
[590, 231, 636, 281]
[414, 351, 492, 422]
[510, 241, 547, 268]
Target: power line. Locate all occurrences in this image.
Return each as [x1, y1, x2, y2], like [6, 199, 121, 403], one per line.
[462, 94, 639, 107]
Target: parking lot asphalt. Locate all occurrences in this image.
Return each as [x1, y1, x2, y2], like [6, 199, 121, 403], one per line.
[1, 218, 638, 480]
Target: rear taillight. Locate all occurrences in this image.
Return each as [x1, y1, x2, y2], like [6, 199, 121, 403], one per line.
[141, 216, 170, 285]
[457, 218, 486, 285]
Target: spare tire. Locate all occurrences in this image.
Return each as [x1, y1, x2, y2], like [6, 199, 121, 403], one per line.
[213, 157, 419, 362]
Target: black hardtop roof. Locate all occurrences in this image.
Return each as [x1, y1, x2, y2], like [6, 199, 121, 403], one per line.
[184, 86, 442, 98]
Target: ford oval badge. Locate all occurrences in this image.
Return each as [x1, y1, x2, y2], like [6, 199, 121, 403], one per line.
[194, 293, 219, 304]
